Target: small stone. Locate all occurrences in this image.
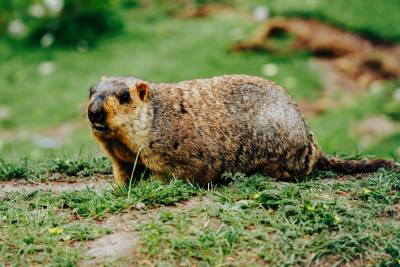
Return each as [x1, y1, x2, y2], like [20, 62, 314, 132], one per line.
[135, 202, 146, 210]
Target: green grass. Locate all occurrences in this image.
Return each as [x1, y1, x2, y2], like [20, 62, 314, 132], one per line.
[131, 170, 400, 265]
[1, 1, 399, 265]
[0, 189, 112, 265]
[2, 161, 398, 265]
[0, 156, 112, 182]
[1, 1, 400, 160]
[310, 81, 400, 159]
[238, 0, 400, 42]
[0, 7, 323, 160]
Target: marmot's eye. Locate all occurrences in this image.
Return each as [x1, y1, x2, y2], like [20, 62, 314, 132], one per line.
[119, 91, 131, 104]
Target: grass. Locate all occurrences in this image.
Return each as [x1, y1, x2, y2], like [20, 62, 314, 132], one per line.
[6, 0, 399, 160]
[0, 1, 399, 161]
[239, 0, 400, 43]
[1, 157, 398, 265]
[131, 170, 400, 265]
[0, 156, 112, 182]
[0, 1, 399, 265]
[309, 80, 400, 159]
[1, 189, 112, 265]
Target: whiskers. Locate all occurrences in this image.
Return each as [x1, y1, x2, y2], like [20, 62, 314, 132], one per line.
[78, 103, 88, 121]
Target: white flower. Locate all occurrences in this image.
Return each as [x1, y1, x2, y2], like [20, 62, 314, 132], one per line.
[262, 64, 279, 77]
[38, 62, 56, 76]
[41, 33, 54, 48]
[253, 6, 269, 23]
[7, 20, 27, 38]
[44, 0, 64, 14]
[29, 4, 46, 18]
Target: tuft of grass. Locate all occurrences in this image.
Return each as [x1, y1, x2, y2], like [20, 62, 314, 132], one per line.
[0, 190, 111, 265]
[8, 178, 202, 220]
[47, 156, 113, 176]
[0, 157, 37, 181]
[0, 156, 112, 182]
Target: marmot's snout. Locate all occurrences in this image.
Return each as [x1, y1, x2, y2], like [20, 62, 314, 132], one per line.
[88, 95, 108, 133]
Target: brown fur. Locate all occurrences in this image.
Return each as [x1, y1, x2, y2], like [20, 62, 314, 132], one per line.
[87, 75, 393, 185]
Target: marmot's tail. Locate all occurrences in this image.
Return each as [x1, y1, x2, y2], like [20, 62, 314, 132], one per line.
[316, 154, 394, 173]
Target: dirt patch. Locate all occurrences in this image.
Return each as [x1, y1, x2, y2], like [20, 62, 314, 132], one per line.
[0, 176, 111, 197]
[174, 4, 231, 19]
[232, 18, 400, 116]
[232, 18, 400, 85]
[310, 254, 362, 267]
[314, 172, 374, 184]
[354, 115, 399, 148]
[81, 231, 141, 265]
[78, 195, 219, 265]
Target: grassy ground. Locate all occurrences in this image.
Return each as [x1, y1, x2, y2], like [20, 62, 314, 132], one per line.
[0, 8, 322, 161]
[1, 159, 399, 265]
[1, 2, 400, 264]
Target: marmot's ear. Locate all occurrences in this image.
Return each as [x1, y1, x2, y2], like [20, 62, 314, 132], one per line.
[136, 81, 149, 101]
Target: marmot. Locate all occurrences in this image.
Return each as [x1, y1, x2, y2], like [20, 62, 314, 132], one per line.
[87, 75, 393, 185]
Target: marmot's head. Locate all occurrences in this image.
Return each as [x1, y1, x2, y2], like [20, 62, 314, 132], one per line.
[87, 76, 149, 138]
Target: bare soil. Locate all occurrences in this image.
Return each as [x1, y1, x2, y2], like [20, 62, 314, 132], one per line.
[0, 175, 111, 198]
[78, 195, 219, 265]
[232, 17, 400, 116]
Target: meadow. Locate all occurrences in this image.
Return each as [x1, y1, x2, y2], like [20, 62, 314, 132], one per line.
[0, 0, 399, 161]
[0, 0, 399, 265]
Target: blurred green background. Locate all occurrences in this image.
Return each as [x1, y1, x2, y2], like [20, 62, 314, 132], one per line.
[0, 0, 399, 162]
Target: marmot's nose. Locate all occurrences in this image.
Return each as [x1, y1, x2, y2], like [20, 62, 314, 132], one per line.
[88, 101, 107, 125]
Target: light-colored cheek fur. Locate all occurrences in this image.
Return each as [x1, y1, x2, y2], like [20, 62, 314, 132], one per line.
[112, 105, 152, 152]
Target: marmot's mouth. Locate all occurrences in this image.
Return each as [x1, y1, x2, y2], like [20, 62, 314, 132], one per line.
[91, 122, 108, 133]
